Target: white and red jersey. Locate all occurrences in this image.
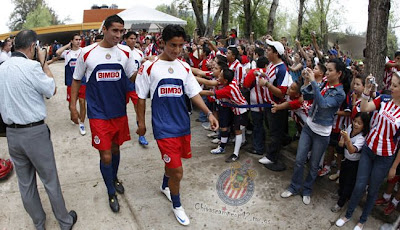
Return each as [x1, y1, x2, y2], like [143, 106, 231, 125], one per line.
[287, 97, 308, 126]
[351, 97, 362, 119]
[262, 62, 292, 104]
[73, 43, 136, 119]
[229, 59, 245, 87]
[215, 80, 248, 115]
[144, 43, 160, 57]
[384, 60, 400, 90]
[332, 93, 352, 132]
[243, 68, 266, 112]
[366, 96, 400, 156]
[127, 47, 144, 92]
[61, 48, 84, 86]
[135, 58, 202, 140]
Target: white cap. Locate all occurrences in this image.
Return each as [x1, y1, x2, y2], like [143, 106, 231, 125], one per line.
[265, 39, 285, 55]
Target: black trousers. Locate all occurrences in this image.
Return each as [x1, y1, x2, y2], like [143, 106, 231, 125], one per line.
[338, 158, 359, 207]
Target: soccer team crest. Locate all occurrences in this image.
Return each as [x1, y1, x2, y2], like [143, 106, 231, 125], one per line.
[216, 159, 257, 206]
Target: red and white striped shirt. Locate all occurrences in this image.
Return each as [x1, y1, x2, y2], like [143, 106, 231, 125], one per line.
[366, 97, 400, 156]
[332, 93, 352, 132]
[262, 62, 292, 104]
[243, 68, 266, 112]
[229, 59, 245, 87]
[215, 80, 248, 115]
[384, 60, 400, 90]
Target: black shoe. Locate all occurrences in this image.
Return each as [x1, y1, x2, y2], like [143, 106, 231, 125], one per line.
[69, 210, 77, 230]
[245, 147, 263, 155]
[225, 154, 239, 163]
[108, 194, 120, 212]
[114, 179, 125, 194]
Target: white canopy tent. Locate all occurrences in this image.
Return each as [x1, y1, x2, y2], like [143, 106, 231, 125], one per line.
[117, 6, 187, 32]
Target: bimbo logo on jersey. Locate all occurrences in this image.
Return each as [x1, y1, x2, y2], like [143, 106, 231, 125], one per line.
[158, 84, 183, 97]
[69, 61, 77, 67]
[96, 70, 122, 82]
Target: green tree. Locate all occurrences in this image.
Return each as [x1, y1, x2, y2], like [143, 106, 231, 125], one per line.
[8, 0, 64, 31]
[387, 6, 399, 59]
[22, 4, 52, 29]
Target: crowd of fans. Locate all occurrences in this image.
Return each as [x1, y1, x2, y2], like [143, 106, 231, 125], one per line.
[2, 25, 400, 229]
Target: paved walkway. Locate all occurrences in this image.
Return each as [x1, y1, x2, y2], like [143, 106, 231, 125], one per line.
[0, 62, 391, 229]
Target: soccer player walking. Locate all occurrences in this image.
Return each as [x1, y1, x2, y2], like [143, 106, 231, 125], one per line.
[136, 25, 218, 225]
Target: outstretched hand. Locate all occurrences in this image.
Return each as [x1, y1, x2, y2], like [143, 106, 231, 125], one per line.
[208, 114, 219, 131]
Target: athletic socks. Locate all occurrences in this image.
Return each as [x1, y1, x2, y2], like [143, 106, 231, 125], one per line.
[171, 193, 181, 208]
[233, 134, 242, 156]
[112, 154, 120, 181]
[100, 161, 116, 195]
[162, 174, 170, 190]
[220, 137, 228, 149]
[383, 193, 391, 201]
[392, 198, 399, 207]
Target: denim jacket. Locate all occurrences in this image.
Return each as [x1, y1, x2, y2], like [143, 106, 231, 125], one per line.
[301, 81, 346, 126]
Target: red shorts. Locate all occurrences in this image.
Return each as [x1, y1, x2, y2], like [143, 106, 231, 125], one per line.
[67, 85, 86, 102]
[156, 135, 192, 169]
[126, 91, 138, 105]
[89, 116, 131, 150]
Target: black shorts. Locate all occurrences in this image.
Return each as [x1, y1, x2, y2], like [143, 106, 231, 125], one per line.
[218, 106, 234, 128]
[329, 131, 340, 146]
[233, 112, 248, 131]
[208, 101, 217, 112]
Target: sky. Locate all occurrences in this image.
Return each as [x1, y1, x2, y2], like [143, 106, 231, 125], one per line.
[1, 0, 399, 42]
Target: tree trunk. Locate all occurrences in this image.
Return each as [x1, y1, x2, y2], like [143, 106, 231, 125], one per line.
[221, 0, 230, 38]
[296, 0, 306, 40]
[191, 0, 206, 36]
[206, 0, 224, 37]
[365, 0, 391, 89]
[267, 0, 279, 36]
[243, 0, 252, 39]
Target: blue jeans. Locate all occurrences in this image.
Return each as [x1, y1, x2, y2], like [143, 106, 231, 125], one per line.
[345, 145, 395, 224]
[251, 111, 265, 153]
[288, 124, 330, 196]
[197, 95, 208, 122]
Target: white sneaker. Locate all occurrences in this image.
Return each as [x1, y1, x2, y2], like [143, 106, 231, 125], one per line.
[201, 122, 211, 130]
[335, 217, 350, 227]
[160, 186, 172, 202]
[303, 195, 311, 205]
[211, 138, 220, 144]
[211, 146, 225, 154]
[280, 190, 293, 198]
[173, 206, 190, 226]
[258, 156, 273, 165]
[79, 124, 86, 136]
[207, 132, 218, 138]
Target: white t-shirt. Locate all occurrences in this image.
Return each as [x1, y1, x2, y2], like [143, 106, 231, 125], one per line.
[306, 116, 332, 136]
[343, 125, 365, 161]
[0, 51, 11, 64]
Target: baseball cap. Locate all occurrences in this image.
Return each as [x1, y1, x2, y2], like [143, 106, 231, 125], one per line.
[265, 39, 284, 55]
[328, 49, 338, 56]
[145, 35, 152, 40]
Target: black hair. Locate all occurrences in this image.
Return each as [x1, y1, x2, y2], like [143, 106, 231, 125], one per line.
[353, 112, 370, 136]
[292, 80, 302, 95]
[222, 68, 234, 83]
[0, 40, 10, 49]
[104, 14, 124, 29]
[71, 33, 80, 41]
[395, 50, 400, 58]
[14, 30, 37, 50]
[95, 34, 104, 40]
[124, 31, 137, 40]
[239, 44, 247, 55]
[230, 29, 237, 37]
[228, 47, 241, 62]
[256, 56, 268, 68]
[162, 24, 186, 42]
[354, 74, 366, 86]
[215, 54, 227, 64]
[216, 60, 228, 70]
[329, 58, 351, 94]
[254, 47, 264, 57]
[203, 46, 211, 57]
[317, 62, 327, 75]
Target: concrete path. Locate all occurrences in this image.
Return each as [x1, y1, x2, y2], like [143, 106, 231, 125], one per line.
[0, 62, 391, 229]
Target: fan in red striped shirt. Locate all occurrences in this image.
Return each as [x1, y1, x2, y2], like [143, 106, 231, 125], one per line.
[227, 47, 245, 88]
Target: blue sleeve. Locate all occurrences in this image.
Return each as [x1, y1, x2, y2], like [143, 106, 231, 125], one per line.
[301, 83, 314, 101]
[311, 81, 345, 109]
